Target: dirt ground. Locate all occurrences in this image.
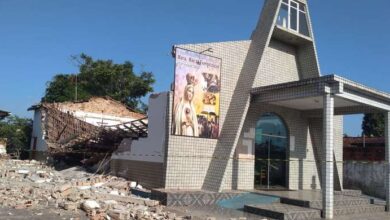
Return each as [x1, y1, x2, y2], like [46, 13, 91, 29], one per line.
[0, 207, 88, 220]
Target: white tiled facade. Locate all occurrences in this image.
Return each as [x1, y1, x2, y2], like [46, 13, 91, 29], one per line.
[109, 0, 353, 194]
[163, 0, 343, 191]
[110, 1, 390, 217]
[322, 91, 335, 219]
[165, 40, 253, 190]
[385, 112, 390, 210]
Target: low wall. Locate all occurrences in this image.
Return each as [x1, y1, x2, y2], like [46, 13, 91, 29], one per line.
[110, 159, 164, 189]
[0, 138, 8, 156]
[343, 160, 386, 199]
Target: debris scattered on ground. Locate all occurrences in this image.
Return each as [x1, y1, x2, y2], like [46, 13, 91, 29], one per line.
[0, 159, 186, 220]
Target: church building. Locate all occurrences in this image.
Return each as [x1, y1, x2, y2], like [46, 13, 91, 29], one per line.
[111, 0, 390, 218]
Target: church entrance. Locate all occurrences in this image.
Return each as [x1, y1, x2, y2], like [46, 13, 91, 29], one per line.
[254, 113, 288, 189]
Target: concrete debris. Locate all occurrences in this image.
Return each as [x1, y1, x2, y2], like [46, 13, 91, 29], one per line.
[0, 159, 182, 220]
[82, 200, 101, 211]
[130, 181, 137, 188]
[17, 169, 29, 174]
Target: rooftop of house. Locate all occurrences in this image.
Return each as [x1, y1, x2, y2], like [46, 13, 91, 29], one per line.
[0, 110, 10, 120]
[344, 136, 385, 148]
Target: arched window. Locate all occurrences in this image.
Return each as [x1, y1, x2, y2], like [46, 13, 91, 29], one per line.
[255, 113, 288, 189]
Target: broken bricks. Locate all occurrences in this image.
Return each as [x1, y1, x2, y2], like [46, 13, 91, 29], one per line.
[107, 209, 130, 220]
[0, 159, 182, 220]
[60, 202, 78, 211]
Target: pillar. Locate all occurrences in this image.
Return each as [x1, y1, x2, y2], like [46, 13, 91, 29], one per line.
[385, 112, 390, 211]
[322, 90, 334, 219]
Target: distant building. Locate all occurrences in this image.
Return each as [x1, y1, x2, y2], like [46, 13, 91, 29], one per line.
[0, 109, 10, 120]
[344, 137, 385, 161]
[28, 97, 145, 156]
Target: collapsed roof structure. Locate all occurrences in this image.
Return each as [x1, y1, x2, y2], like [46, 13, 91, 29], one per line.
[28, 97, 148, 160]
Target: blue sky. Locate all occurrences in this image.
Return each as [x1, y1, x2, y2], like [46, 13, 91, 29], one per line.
[0, 0, 389, 136]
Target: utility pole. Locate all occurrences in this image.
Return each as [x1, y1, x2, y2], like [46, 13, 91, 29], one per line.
[70, 54, 81, 102]
[75, 75, 78, 102]
[362, 132, 366, 148]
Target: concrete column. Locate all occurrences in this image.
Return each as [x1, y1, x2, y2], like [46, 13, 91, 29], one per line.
[385, 112, 390, 211]
[322, 91, 334, 219]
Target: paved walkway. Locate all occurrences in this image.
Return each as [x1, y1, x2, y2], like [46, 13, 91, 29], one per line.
[252, 190, 360, 201]
[167, 190, 390, 220]
[168, 205, 390, 220]
[333, 212, 390, 220]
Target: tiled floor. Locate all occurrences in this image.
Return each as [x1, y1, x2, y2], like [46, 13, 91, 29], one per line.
[160, 189, 390, 220]
[252, 190, 359, 202]
[245, 203, 321, 220]
[245, 190, 388, 219]
[247, 203, 317, 212]
[166, 205, 269, 220]
[333, 212, 390, 220]
[167, 205, 390, 220]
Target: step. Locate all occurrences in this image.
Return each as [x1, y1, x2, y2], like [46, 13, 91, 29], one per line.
[334, 204, 386, 216]
[280, 195, 371, 209]
[244, 203, 321, 220]
[309, 196, 371, 209]
[243, 202, 386, 219]
[335, 189, 362, 197]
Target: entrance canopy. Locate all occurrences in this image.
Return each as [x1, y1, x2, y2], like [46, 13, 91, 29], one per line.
[252, 74, 390, 218]
[251, 75, 390, 115]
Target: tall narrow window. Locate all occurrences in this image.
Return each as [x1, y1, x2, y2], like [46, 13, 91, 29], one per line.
[277, 4, 289, 28]
[277, 0, 310, 37]
[290, 7, 298, 31]
[299, 11, 309, 36]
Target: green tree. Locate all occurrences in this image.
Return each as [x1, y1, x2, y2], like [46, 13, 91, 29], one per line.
[362, 113, 384, 137]
[43, 74, 90, 103]
[0, 116, 32, 158]
[42, 54, 155, 112]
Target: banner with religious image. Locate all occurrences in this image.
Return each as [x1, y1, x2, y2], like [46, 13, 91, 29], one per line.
[172, 48, 221, 139]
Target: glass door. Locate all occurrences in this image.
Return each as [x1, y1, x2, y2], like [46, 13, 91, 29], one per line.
[254, 113, 288, 189]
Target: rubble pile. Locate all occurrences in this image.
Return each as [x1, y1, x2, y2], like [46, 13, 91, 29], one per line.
[0, 159, 185, 220]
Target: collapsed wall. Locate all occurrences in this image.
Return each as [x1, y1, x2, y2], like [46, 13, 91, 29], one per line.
[0, 139, 7, 156]
[111, 92, 169, 189]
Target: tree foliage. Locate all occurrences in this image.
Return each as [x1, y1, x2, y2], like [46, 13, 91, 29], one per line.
[362, 113, 384, 137]
[0, 116, 32, 158]
[43, 54, 155, 112]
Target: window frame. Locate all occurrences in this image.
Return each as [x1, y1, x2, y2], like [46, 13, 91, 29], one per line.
[279, 0, 310, 37]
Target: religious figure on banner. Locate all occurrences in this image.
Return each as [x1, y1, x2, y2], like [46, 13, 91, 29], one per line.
[172, 48, 221, 138]
[173, 73, 199, 137]
[202, 72, 220, 93]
